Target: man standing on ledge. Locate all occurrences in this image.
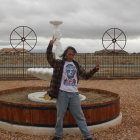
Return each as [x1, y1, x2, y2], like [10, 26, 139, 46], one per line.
[46, 39, 100, 140]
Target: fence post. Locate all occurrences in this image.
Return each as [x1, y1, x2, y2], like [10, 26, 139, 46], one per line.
[85, 53, 86, 71]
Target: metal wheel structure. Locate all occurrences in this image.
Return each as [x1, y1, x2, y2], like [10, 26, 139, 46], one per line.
[102, 28, 126, 52]
[10, 26, 37, 78]
[10, 26, 37, 53]
[102, 28, 127, 76]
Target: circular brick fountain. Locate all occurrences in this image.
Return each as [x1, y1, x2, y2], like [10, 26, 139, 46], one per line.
[0, 86, 121, 136]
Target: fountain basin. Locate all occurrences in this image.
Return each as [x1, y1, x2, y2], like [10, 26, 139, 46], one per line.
[0, 87, 120, 128]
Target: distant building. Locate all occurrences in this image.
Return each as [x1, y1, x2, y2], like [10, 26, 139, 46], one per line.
[94, 49, 128, 55]
[0, 48, 29, 55]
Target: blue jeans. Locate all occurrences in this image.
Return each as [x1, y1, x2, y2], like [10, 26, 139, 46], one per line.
[55, 90, 92, 139]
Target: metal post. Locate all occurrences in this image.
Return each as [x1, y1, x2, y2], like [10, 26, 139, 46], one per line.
[23, 27, 25, 78]
[85, 53, 86, 71]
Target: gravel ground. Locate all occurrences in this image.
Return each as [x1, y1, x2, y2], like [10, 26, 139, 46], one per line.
[0, 79, 139, 140]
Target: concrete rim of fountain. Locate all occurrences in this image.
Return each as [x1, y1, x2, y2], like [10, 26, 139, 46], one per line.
[0, 113, 122, 136]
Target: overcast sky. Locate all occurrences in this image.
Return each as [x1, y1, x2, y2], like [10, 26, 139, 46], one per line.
[0, 0, 140, 53]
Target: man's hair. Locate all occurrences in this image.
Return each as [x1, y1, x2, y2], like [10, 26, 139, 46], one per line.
[60, 46, 77, 60]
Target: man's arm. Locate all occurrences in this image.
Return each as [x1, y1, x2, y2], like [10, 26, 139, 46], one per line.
[79, 62, 100, 79]
[46, 39, 57, 68]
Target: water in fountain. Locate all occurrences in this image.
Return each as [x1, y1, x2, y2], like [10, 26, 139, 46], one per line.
[50, 21, 63, 59]
[28, 68, 53, 81]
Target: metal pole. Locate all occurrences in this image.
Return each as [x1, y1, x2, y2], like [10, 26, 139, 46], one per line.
[85, 53, 86, 71]
[23, 26, 25, 78]
[113, 28, 115, 77]
[23, 45, 25, 78]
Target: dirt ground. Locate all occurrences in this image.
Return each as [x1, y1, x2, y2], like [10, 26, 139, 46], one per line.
[0, 79, 139, 140]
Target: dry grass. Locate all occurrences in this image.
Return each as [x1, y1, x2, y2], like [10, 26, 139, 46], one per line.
[0, 79, 139, 140]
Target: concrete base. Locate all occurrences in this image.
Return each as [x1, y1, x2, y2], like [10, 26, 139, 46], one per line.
[0, 113, 122, 136]
[28, 91, 86, 103]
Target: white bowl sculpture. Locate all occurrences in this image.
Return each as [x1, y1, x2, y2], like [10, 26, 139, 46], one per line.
[27, 68, 53, 81]
[27, 20, 86, 103]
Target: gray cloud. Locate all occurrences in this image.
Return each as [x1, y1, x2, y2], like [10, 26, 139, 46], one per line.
[0, 0, 140, 52]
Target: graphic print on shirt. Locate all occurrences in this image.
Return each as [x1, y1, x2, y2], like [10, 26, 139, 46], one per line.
[64, 64, 76, 86]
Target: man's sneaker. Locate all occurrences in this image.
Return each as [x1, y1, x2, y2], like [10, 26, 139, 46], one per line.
[84, 138, 93, 140]
[85, 138, 97, 140]
[52, 136, 61, 140]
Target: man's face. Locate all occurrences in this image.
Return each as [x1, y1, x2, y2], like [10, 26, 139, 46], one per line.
[66, 49, 75, 61]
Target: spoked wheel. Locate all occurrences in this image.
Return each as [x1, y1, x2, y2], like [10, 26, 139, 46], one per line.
[102, 28, 126, 52]
[10, 26, 37, 53]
